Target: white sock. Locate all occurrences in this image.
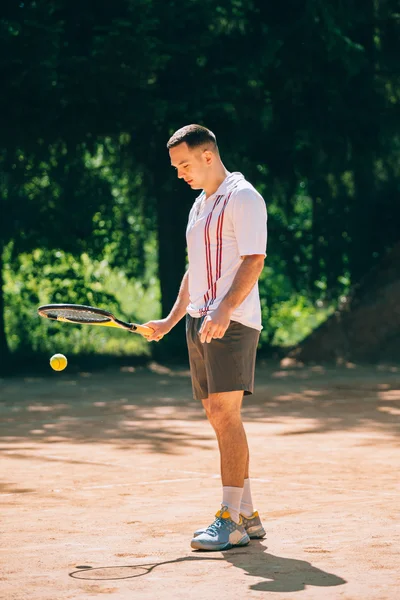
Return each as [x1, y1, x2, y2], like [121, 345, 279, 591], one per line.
[240, 478, 254, 517]
[222, 486, 243, 524]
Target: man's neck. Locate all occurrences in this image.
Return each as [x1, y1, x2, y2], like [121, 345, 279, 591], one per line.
[204, 166, 230, 198]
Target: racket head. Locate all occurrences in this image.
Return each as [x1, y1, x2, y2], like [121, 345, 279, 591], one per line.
[37, 304, 115, 325]
[37, 303, 153, 336]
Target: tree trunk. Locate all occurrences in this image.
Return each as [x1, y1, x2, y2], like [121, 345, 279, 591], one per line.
[155, 184, 189, 358]
[0, 244, 11, 373]
[288, 242, 400, 363]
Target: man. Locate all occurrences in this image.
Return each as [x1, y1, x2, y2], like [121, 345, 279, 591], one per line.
[145, 124, 267, 551]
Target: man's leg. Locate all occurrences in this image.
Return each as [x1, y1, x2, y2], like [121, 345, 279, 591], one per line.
[191, 390, 251, 550]
[245, 452, 250, 480]
[202, 390, 248, 525]
[191, 320, 264, 549]
[202, 391, 248, 487]
[202, 393, 255, 518]
[240, 395, 254, 517]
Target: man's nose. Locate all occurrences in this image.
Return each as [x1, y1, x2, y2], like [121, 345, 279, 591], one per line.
[177, 170, 184, 179]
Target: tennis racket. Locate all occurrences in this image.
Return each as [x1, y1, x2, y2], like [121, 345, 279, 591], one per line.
[37, 304, 153, 337]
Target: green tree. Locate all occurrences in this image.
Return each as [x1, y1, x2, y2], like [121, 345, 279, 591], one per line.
[0, 0, 160, 368]
[1, 0, 399, 366]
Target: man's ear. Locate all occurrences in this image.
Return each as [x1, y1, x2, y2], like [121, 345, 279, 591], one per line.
[203, 149, 213, 165]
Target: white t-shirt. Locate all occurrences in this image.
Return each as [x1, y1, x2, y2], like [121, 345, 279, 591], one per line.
[186, 172, 267, 331]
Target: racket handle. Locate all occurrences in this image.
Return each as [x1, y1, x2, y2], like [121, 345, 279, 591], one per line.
[132, 324, 154, 337]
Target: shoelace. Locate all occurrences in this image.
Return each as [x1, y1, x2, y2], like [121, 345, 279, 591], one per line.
[205, 517, 225, 537]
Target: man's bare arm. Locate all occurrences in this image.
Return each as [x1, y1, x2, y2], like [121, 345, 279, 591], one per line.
[144, 270, 189, 341]
[219, 254, 265, 313]
[167, 270, 190, 328]
[199, 255, 265, 343]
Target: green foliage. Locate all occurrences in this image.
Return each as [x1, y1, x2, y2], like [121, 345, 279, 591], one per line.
[258, 259, 336, 348]
[0, 0, 399, 364]
[5, 245, 330, 354]
[4, 248, 160, 356]
[86, 138, 155, 279]
[269, 296, 333, 348]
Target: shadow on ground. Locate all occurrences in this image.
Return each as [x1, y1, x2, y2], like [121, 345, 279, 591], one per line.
[224, 542, 346, 592]
[1, 362, 399, 453]
[69, 543, 346, 593]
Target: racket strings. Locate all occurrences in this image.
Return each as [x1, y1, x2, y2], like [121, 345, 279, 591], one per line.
[46, 309, 110, 323]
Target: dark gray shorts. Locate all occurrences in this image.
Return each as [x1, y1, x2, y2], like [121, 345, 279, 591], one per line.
[186, 315, 260, 401]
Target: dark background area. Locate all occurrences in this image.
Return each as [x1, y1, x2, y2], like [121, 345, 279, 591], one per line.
[1, 0, 399, 374]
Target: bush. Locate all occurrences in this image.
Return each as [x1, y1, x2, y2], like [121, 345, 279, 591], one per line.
[4, 248, 160, 356]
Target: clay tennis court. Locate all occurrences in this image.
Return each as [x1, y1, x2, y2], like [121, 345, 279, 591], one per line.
[1, 360, 399, 599]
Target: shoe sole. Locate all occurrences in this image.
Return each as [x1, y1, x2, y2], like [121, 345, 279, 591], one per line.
[246, 526, 266, 539]
[193, 526, 266, 540]
[191, 536, 250, 551]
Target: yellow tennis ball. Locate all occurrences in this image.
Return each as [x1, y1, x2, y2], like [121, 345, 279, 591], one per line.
[50, 353, 68, 371]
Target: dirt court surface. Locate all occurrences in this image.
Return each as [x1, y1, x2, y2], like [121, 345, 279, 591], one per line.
[1, 360, 400, 600]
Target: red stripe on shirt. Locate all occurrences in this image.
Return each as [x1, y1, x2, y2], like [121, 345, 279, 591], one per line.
[201, 195, 223, 316]
[216, 193, 231, 281]
[202, 193, 231, 315]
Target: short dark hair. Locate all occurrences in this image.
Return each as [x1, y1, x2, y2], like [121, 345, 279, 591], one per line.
[167, 124, 218, 151]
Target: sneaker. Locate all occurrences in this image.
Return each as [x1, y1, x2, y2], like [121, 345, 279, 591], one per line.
[190, 507, 250, 551]
[193, 510, 266, 540]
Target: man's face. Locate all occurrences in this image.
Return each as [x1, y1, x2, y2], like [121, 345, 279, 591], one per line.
[169, 142, 211, 190]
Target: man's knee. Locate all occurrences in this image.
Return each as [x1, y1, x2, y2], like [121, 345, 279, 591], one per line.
[201, 398, 211, 420]
[205, 392, 243, 429]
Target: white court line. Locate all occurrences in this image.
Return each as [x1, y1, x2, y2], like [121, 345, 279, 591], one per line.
[1, 452, 367, 493]
[1, 450, 115, 467]
[4, 455, 386, 496]
[2, 453, 221, 474]
[0, 475, 221, 497]
[1, 457, 398, 499]
[79, 476, 220, 491]
[2, 476, 398, 501]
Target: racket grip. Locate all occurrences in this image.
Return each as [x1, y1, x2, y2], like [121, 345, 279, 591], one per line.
[133, 324, 154, 337]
